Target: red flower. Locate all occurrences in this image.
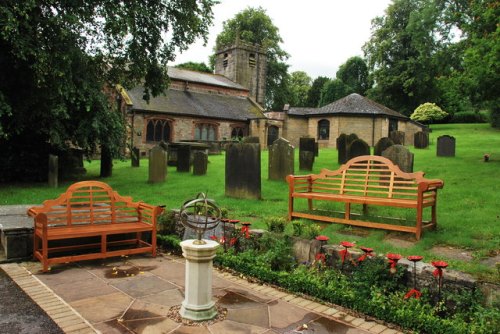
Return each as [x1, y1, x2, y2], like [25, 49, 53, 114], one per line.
[316, 235, 329, 242]
[408, 255, 423, 262]
[432, 260, 448, 277]
[404, 289, 422, 299]
[210, 235, 218, 241]
[229, 219, 240, 224]
[241, 225, 250, 238]
[358, 247, 374, 263]
[315, 253, 326, 264]
[229, 237, 238, 246]
[387, 253, 402, 273]
[340, 241, 354, 248]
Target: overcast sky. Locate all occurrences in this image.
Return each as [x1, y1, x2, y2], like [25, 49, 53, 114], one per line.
[171, 0, 392, 79]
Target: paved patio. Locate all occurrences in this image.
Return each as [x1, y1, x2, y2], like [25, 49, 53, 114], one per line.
[1, 254, 405, 334]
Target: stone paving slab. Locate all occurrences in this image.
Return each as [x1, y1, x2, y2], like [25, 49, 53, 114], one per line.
[2, 254, 406, 333]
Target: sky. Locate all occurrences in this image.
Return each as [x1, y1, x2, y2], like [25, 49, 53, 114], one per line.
[171, 0, 392, 79]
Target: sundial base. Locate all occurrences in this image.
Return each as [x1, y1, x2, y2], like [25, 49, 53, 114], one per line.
[179, 239, 219, 321]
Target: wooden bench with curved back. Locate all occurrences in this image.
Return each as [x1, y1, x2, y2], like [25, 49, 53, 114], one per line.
[286, 155, 444, 240]
[28, 181, 162, 272]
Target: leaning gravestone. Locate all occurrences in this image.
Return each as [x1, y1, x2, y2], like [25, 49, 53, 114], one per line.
[389, 130, 406, 145]
[225, 142, 261, 199]
[414, 132, 429, 149]
[131, 147, 140, 167]
[437, 135, 456, 157]
[48, 154, 58, 188]
[374, 137, 394, 156]
[382, 144, 414, 172]
[269, 138, 294, 181]
[148, 145, 167, 183]
[347, 138, 370, 161]
[177, 144, 191, 172]
[192, 151, 208, 176]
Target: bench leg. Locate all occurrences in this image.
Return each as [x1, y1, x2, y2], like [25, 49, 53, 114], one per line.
[416, 207, 423, 240]
[101, 233, 107, 256]
[151, 229, 157, 257]
[42, 238, 49, 273]
[362, 204, 368, 216]
[345, 203, 351, 220]
[308, 198, 313, 211]
[288, 196, 293, 220]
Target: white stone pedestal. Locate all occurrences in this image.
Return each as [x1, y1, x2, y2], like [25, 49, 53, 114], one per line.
[179, 239, 219, 321]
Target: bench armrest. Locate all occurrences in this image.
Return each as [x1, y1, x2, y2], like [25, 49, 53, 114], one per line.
[419, 179, 444, 192]
[286, 175, 312, 193]
[137, 203, 163, 227]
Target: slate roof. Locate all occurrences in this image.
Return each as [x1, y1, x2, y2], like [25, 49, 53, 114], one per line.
[288, 93, 408, 119]
[127, 86, 265, 121]
[167, 67, 247, 91]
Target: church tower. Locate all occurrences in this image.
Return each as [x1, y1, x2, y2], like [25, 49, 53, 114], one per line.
[214, 40, 267, 107]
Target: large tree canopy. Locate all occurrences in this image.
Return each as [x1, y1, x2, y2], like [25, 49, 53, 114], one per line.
[306, 76, 330, 108]
[212, 6, 290, 110]
[336, 56, 372, 96]
[288, 71, 312, 107]
[0, 0, 216, 181]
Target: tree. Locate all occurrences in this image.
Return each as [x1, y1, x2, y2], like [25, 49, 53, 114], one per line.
[336, 57, 372, 95]
[0, 0, 216, 181]
[175, 61, 212, 73]
[410, 103, 448, 123]
[363, 0, 441, 115]
[212, 7, 290, 110]
[306, 76, 330, 107]
[319, 80, 354, 107]
[288, 71, 312, 107]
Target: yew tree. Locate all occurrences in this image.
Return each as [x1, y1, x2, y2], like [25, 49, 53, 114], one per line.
[0, 0, 216, 181]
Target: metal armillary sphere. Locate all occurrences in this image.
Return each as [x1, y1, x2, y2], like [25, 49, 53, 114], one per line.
[179, 193, 221, 245]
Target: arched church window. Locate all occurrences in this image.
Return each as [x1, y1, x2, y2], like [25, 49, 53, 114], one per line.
[231, 127, 245, 140]
[195, 123, 218, 141]
[318, 119, 330, 140]
[146, 119, 171, 143]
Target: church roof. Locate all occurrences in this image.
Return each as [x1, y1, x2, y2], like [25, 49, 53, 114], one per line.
[127, 87, 265, 121]
[288, 93, 408, 119]
[167, 67, 247, 91]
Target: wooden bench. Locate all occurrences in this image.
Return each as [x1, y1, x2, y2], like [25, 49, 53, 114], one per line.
[286, 155, 444, 240]
[27, 181, 162, 272]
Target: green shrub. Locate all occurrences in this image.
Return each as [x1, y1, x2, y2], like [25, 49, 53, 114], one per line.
[450, 111, 487, 123]
[410, 102, 448, 123]
[291, 220, 305, 237]
[301, 223, 322, 239]
[264, 216, 287, 233]
[157, 209, 178, 235]
[157, 234, 181, 254]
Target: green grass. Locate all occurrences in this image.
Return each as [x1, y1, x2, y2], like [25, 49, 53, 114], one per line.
[1, 124, 499, 281]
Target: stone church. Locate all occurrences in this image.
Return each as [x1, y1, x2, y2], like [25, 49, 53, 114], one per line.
[118, 41, 424, 153]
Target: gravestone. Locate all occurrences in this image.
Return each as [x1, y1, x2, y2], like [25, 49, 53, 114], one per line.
[268, 138, 294, 181]
[131, 147, 140, 167]
[389, 130, 406, 145]
[300, 137, 315, 155]
[299, 151, 314, 171]
[57, 148, 86, 180]
[337, 133, 359, 164]
[347, 138, 370, 161]
[177, 144, 191, 172]
[100, 146, 112, 178]
[382, 145, 414, 172]
[374, 137, 394, 156]
[314, 142, 319, 157]
[437, 135, 456, 157]
[225, 142, 261, 199]
[48, 155, 58, 188]
[148, 145, 167, 183]
[192, 151, 208, 176]
[414, 131, 429, 149]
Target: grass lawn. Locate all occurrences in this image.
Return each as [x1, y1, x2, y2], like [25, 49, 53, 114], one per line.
[1, 123, 499, 281]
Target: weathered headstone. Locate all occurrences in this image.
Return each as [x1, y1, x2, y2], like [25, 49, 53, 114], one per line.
[166, 143, 177, 166]
[269, 138, 294, 181]
[374, 137, 394, 156]
[300, 137, 315, 154]
[347, 138, 370, 161]
[131, 147, 140, 167]
[192, 151, 208, 176]
[437, 135, 456, 157]
[225, 142, 261, 199]
[58, 148, 86, 180]
[314, 142, 319, 157]
[100, 146, 112, 178]
[299, 151, 314, 171]
[414, 131, 429, 149]
[337, 133, 359, 164]
[389, 130, 405, 145]
[382, 144, 414, 172]
[48, 154, 58, 188]
[177, 144, 191, 172]
[148, 145, 167, 183]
